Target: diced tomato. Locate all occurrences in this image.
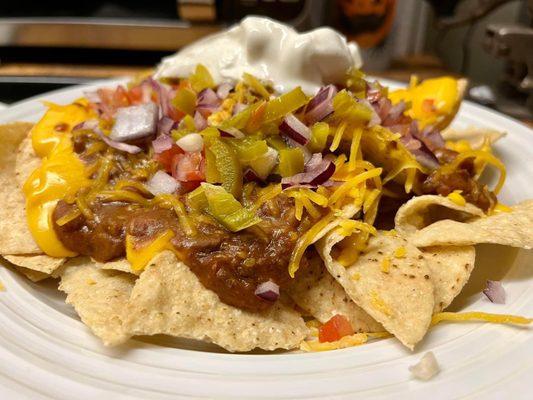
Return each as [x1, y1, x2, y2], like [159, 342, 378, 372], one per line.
[128, 86, 143, 104]
[171, 151, 205, 183]
[113, 85, 131, 108]
[154, 144, 184, 173]
[318, 314, 354, 343]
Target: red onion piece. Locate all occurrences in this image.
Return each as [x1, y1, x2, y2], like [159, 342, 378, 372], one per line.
[194, 111, 208, 131]
[305, 84, 337, 124]
[279, 113, 311, 145]
[110, 103, 158, 142]
[281, 154, 335, 189]
[157, 116, 176, 136]
[152, 134, 174, 154]
[216, 82, 233, 99]
[150, 78, 173, 118]
[95, 128, 142, 154]
[146, 170, 180, 195]
[483, 280, 506, 304]
[244, 168, 263, 183]
[196, 104, 219, 118]
[254, 280, 280, 302]
[198, 88, 220, 107]
[219, 127, 245, 139]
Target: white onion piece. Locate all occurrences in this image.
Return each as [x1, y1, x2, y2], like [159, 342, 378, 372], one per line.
[146, 170, 180, 195]
[279, 113, 310, 145]
[483, 280, 506, 304]
[248, 147, 278, 179]
[176, 133, 204, 153]
[110, 103, 158, 142]
[152, 134, 174, 153]
[254, 280, 280, 302]
[198, 88, 220, 106]
[409, 352, 440, 381]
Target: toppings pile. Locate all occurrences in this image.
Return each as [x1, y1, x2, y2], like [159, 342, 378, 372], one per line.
[73, 65, 504, 280]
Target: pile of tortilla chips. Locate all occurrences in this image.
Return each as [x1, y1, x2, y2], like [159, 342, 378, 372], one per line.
[0, 122, 531, 352]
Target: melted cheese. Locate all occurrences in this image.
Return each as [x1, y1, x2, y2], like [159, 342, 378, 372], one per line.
[389, 77, 459, 128]
[126, 229, 176, 272]
[23, 101, 93, 257]
[446, 190, 466, 207]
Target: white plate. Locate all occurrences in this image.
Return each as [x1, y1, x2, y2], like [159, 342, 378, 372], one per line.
[0, 80, 532, 400]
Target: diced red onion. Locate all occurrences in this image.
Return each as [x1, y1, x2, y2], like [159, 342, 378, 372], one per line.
[146, 170, 180, 195]
[152, 134, 174, 154]
[281, 155, 335, 189]
[415, 124, 446, 152]
[279, 113, 311, 145]
[194, 111, 207, 131]
[216, 82, 233, 99]
[176, 133, 204, 153]
[109, 103, 158, 142]
[149, 78, 173, 118]
[219, 127, 245, 139]
[198, 88, 220, 107]
[409, 352, 440, 381]
[244, 168, 263, 183]
[95, 127, 142, 154]
[305, 84, 337, 124]
[157, 116, 176, 136]
[254, 280, 280, 302]
[196, 104, 219, 118]
[366, 81, 384, 103]
[411, 148, 440, 170]
[483, 280, 506, 304]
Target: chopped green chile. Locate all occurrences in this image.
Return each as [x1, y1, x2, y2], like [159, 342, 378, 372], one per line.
[263, 87, 308, 123]
[243, 72, 271, 99]
[231, 137, 269, 163]
[207, 138, 243, 197]
[309, 122, 330, 152]
[172, 88, 197, 115]
[201, 183, 262, 231]
[189, 64, 215, 92]
[278, 147, 304, 177]
[332, 90, 373, 123]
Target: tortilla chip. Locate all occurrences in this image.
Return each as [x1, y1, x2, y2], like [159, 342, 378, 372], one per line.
[15, 135, 41, 187]
[288, 256, 383, 332]
[13, 266, 50, 282]
[318, 232, 434, 349]
[93, 258, 138, 275]
[441, 126, 506, 150]
[59, 258, 135, 346]
[123, 251, 308, 352]
[395, 195, 484, 236]
[3, 254, 65, 275]
[0, 123, 42, 255]
[412, 200, 533, 249]
[421, 246, 476, 312]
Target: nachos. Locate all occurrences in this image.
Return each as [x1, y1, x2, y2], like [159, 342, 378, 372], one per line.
[0, 63, 531, 352]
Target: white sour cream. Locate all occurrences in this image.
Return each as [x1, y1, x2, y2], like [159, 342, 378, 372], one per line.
[154, 16, 362, 95]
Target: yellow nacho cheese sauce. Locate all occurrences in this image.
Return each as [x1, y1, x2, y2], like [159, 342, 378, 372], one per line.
[23, 101, 93, 257]
[389, 77, 459, 128]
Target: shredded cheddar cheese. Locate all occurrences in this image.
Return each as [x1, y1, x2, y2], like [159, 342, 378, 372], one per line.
[447, 190, 466, 206]
[381, 257, 391, 273]
[431, 312, 532, 326]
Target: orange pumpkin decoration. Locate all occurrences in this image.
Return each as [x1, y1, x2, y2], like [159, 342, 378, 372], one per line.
[337, 0, 397, 48]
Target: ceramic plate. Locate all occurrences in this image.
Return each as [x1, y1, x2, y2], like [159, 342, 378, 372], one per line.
[0, 79, 531, 399]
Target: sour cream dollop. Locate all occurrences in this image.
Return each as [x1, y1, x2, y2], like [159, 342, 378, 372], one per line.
[154, 16, 362, 95]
